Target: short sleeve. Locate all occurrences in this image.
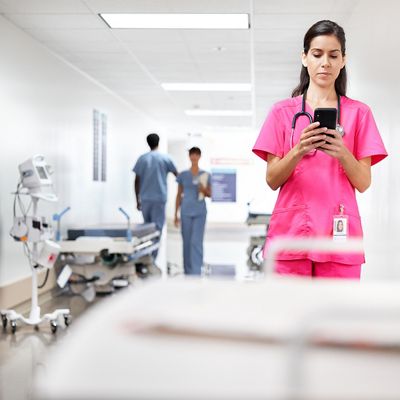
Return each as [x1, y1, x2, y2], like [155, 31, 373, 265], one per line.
[252, 104, 285, 161]
[132, 156, 143, 175]
[167, 157, 178, 174]
[176, 173, 183, 184]
[355, 108, 388, 166]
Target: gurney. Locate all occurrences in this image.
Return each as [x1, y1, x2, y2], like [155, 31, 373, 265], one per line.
[58, 223, 160, 298]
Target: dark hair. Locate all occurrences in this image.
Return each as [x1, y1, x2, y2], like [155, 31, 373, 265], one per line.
[292, 20, 347, 97]
[146, 133, 159, 150]
[189, 146, 201, 155]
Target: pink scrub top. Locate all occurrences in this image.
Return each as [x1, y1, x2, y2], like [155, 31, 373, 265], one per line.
[253, 96, 388, 264]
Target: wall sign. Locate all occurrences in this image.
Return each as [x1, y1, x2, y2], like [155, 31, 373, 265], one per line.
[211, 168, 236, 203]
[93, 109, 107, 182]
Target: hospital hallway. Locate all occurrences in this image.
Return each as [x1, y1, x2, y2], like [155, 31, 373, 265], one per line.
[2, 0, 400, 398]
[0, 222, 264, 400]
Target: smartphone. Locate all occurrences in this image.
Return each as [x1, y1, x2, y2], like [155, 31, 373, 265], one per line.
[314, 108, 337, 136]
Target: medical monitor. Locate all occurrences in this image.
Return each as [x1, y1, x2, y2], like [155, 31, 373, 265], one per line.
[19, 155, 53, 189]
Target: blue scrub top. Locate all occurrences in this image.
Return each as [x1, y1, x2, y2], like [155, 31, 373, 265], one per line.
[177, 170, 211, 216]
[133, 151, 177, 203]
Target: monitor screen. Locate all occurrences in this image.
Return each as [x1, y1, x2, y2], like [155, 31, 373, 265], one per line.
[36, 166, 48, 180]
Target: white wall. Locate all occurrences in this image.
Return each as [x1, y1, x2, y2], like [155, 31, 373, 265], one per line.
[345, 1, 400, 279]
[0, 16, 164, 286]
[1, 0, 399, 285]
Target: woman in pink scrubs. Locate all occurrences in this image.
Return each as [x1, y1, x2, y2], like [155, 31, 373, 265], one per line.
[253, 20, 387, 279]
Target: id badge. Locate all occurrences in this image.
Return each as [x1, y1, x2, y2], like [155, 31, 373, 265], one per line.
[333, 215, 348, 241]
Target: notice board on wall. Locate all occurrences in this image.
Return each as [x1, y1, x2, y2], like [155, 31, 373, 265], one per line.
[211, 168, 236, 203]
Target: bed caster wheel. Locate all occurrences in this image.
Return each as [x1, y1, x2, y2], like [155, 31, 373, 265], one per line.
[50, 321, 58, 334]
[1, 314, 7, 329]
[64, 315, 71, 327]
[10, 321, 17, 334]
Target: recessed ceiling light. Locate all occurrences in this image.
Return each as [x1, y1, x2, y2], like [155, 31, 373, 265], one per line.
[213, 46, 227, 52]
[99, 13, 250, 29]
[162, 83, 251, 92]
[185, 109, 253, 117]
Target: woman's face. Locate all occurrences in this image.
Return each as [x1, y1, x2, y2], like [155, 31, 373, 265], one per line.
[302, 34, 346, 89]
[189, 152, 201, 164]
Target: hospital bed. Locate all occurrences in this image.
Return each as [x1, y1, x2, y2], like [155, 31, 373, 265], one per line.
[35, 276, 400, 400]
[35, 237, 400, 399]
[58, 222, 160, 298]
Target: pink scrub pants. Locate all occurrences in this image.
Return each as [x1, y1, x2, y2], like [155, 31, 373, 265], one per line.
[275, 259, 361, 279]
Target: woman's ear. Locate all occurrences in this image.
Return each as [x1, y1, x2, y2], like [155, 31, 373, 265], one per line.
[301, 51, 307, 68]
[341, 55, 346, 69]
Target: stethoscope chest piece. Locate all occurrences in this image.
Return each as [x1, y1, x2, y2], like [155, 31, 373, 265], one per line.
[336, 124, 345, 137]
[291, 92, 345, 136]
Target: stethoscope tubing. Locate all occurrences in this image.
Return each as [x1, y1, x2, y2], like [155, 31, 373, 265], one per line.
[290, 92, 343, 149]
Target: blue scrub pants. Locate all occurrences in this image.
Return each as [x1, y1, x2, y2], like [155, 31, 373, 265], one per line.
[181, 213, 206, 275]
[141, 201, 166, 260]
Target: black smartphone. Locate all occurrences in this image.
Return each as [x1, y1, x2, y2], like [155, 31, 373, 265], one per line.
[314, 108, 337, 136]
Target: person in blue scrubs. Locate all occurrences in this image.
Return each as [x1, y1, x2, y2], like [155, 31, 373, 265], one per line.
[174, 147, 211, 275]
[133, 133, 178, 261]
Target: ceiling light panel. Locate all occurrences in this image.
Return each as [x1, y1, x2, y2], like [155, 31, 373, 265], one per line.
[99, 13, 250, 29]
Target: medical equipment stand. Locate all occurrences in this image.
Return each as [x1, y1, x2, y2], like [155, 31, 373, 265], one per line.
[1, 197, 71, 334]
[1, 157, 71, 334]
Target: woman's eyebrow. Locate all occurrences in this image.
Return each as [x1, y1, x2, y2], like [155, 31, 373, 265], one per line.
[310, 48, 341, 53]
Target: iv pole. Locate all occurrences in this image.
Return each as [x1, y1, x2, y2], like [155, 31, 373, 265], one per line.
[1, 156, 71, 334]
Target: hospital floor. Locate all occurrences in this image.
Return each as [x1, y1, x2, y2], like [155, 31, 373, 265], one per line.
[167, 221, 265, 279]
[0, 222, 264, 400]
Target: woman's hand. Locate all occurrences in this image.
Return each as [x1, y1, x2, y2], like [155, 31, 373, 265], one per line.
[198, 184, 207, 195]
[198, 184, 211, 197]
[317, 129, 348, 159]
[175, 184, 183, 225]
[266, 122, 328, 191]
[296, 121, 327, 157]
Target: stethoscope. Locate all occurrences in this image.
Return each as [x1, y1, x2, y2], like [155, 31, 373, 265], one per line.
[290, 91, 345, 150]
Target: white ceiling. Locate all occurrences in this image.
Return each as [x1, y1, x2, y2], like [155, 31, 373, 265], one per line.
[0, 0, 360, 134]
